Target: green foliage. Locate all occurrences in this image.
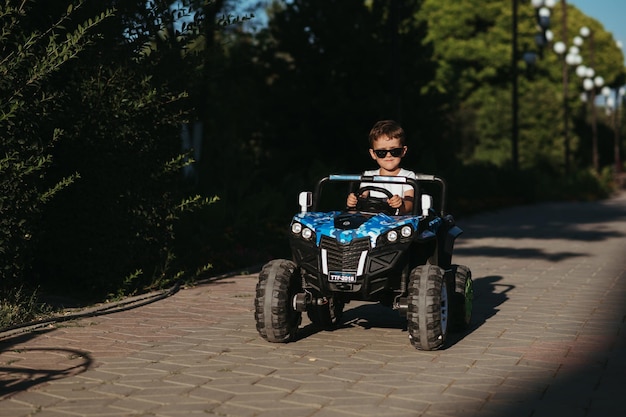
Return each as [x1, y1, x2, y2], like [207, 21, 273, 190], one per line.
[534, 167, 613, 201]
[0, 286, 51, 329]
[171, 0, 447, 274]
[446, 162, 535, 214]
[419, 0, 625, 174]
[446, 162, 613, 217]
[1, 0, 113, 290]
[2, 0, 220, 315]
[34, 55, 218, 301]
[420, 0, 512, 100]
[244, 0, 443, 179]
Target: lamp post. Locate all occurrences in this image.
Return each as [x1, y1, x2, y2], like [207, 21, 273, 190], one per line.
[581, 71, 604, 171]
[602, 86, 612, 115]
[551, 13, 619, 175]
[604, 86, 625, 174]
[615, 86, 625, 173]
[578, 26, 604, 172]
[553, 41, 572, 173]
[575, 56, 609, 174]
[512, 0, 519, 171]
[533, 2, 555, 51]
[554, 6, 595, 174]
[390, 0, 400, 120]
[552, 42, 585, 171]
[556, 0, 571, 173]
[513, 0, 555, 171]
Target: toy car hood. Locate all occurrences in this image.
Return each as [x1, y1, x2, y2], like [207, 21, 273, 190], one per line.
[292, 211, 421, 248]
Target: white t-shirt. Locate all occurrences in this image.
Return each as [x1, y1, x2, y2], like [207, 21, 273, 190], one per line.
[361, 168, 417, 199]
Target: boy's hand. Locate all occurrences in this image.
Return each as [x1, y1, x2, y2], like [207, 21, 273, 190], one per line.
[346, 193, 358, 208]
[387, 195, 403, 209]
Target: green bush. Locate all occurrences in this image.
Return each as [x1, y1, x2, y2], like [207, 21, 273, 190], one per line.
[534, 168, 613, 202]
[1, 1, 216, 323]
[444, 162, 614, 217]
[0, 1, 112, 293]
[444, 162, 536, 215]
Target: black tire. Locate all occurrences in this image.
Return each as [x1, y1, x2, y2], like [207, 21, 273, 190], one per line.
[254, 259, 302, 342]
[407, 264, 449, 350]
[307, 296, 344, 329]
[450, 264, 473, 332]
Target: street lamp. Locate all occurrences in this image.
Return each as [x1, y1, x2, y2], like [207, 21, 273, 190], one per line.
[512, 0, 520, 171]
[602, 86, 612, 115]
[616, 86, 625, 173]
[603, 86, 626, 174]
[553, 36, 573, 173]
[512, 0, 548, 170]
[554, 17, 609, 174]
[581, 71, 605, 171]
[578, 25, 604, 172]
[513, 0, 555, 171]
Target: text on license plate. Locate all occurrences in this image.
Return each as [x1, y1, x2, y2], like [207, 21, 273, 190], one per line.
[328, 271, 356, 283]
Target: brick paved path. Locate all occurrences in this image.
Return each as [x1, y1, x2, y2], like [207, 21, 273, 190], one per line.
[1, 193, 625, 417]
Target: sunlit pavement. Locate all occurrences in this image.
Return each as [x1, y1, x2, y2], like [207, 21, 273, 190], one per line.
[1, 192, 625, 417]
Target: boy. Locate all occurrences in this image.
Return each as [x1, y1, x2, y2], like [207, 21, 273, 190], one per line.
[346, 120, 416, 215]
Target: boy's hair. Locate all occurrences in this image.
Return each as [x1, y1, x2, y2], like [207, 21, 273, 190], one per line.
[368, 120, 406, 147]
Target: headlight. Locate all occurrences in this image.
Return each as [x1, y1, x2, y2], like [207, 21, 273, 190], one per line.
[291, 222, 313, 240]
[387, 230, 398, 242]
[401, 225, 413, 238]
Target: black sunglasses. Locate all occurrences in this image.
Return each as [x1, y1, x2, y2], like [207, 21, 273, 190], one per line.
[372, 147, 404, 158]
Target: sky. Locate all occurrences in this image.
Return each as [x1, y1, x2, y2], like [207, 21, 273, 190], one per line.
[563, 0, 626, 65]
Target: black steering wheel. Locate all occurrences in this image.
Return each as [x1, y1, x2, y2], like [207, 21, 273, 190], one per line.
[354, 186, 395, 215]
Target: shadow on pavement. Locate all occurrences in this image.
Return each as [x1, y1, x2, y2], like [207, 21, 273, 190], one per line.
[341, 303, 407, 330]
[470, 275, 512, 326]
[457, 196, 626, 243]
[295, 274, 512, 349]
[456, 245, 585, 262]
[293, 303, 407, 342]
[0, 331, 94, 399]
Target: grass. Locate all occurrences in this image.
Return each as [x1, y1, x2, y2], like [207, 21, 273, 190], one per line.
[0, 286, 51, 330]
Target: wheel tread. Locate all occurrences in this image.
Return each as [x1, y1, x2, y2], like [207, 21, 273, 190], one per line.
[407, 264, 448, 350]
[254, 259, 301, 342]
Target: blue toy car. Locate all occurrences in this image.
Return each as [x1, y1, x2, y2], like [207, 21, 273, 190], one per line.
[254, 174, 473, 350]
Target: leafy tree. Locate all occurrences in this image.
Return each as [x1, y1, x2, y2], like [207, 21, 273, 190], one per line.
[172, 0, 448, 270]
[1, 0, 112, 294]
[1, 0, 226, 310]
[251, 0, 441, 178]
[419, 0, 624, 172]
[29, 0, 226, 301]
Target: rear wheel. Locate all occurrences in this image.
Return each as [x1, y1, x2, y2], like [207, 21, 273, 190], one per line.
[407, 264, 449, 350]
[450, 264, 473, 332]
[307, 296, 344, 329]
[254, 259, 302, 342]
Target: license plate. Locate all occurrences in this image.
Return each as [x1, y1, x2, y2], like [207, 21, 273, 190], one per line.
[328, 271, 357, 283]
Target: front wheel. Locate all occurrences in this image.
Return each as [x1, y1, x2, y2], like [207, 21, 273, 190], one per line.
[407, 264, 449, 350]
[254, 259, 302, 342]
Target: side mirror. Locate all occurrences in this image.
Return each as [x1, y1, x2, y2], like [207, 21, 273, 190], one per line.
[299, 191, 312, 213]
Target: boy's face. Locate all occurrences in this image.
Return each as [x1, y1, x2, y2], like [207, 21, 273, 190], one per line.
[369, 136, 407, 173]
